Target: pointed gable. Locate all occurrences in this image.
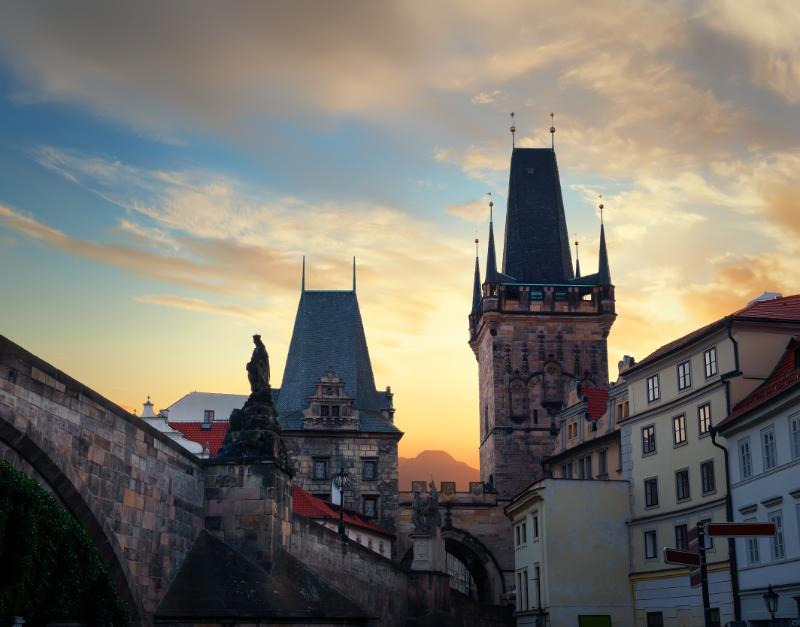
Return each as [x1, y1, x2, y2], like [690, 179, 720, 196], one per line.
[502, 148, 573, 284]
[276, 290, 383, 415]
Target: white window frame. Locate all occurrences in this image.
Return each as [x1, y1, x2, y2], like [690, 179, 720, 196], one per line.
[644, 529, 658, 560]
[677, 360, 692, 390]
[642, 424, 656, 455]
[644, 477, 659, 508]
[647, 374, 660, 403]
[700, 459, 716, 495]
[698, 403, 712, 436]
[673, 414, 687, 445]
[744, 516, 760, 565]
[704, 347, 718, 378]
[739, 437, 753, 479]
[675, 468, 690, 502]
[768, 510, 784, 560]
[761, 426, 777, 471]
[790, 413, 800, 460]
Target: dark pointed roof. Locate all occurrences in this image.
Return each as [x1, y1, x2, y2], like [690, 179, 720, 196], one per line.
[598, 222, 611, 285]
[502, 148, 573, 283]
[471, 255, 481, 314]
[485, 219, 499, 283]
[276, 290, 397, 434]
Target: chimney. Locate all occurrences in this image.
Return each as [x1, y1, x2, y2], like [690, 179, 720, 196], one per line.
[618, 355, 636, 376]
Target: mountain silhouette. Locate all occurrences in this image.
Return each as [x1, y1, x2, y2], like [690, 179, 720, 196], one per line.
[398, 450, 479, 492]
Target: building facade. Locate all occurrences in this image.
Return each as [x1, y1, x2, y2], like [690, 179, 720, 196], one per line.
[717, 337, 800, 624]
[505, 478, 633, 626]
[620, 294, 800, 626]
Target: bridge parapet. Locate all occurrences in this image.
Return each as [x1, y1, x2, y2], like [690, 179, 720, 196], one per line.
[0, 336, 205, 624]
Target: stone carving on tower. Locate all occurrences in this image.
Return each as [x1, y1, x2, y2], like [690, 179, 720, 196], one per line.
[469, 147, 616, 499]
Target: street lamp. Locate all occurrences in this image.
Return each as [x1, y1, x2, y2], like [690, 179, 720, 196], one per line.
[763, 584, 779, 625]
[332, 467, 350, 539]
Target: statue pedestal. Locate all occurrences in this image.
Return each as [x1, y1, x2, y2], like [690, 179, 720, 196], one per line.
[410, 529, 445, 573]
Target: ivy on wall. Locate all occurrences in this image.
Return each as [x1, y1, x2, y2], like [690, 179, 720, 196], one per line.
[0, 461, 128, 626]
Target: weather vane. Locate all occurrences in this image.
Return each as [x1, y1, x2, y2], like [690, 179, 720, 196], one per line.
[510, 112, 516, 149]
[550, 112, 556, 150]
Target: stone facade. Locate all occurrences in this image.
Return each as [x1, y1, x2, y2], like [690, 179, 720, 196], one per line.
[0, 335, 205, 624]
[470, 286, 616, 499]
[284, 431, 399, 536]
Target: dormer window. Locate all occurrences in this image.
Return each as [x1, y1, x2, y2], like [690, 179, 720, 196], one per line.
[203, 409, 214, 423]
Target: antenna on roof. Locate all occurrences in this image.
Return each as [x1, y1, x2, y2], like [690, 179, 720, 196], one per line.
[352, 256, 356, 293]
[301, 255, 306, 292]
[509, 112, 516, 150]
[550, 112, 556, 150]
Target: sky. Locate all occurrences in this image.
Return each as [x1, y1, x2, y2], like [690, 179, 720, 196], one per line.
[1, 1, 799, 467]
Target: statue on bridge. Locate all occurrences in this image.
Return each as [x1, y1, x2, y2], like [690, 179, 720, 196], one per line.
[247, 334, 270, 395]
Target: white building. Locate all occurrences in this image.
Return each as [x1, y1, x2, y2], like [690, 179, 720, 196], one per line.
[619, 294, 800, 626]
[138, 397, 207, 458]
[165, 391, 248, 423]
[505, 478, 633, 626]
[717, 337, 800, 624]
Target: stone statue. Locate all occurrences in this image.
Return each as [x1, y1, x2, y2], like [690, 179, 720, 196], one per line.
[247, 334, 270, 395]
[411, 482, 442, 534]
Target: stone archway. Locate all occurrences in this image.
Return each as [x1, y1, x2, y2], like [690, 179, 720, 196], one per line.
[0, 419, 144, 624]
[441, 527, 506, 605]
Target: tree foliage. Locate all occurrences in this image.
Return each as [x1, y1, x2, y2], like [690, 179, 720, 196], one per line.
[0, 461, 128, 626]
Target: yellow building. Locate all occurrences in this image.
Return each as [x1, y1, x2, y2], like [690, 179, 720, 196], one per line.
[620, 293, 800, 626]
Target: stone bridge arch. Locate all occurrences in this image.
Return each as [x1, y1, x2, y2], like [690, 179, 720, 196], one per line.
[441, 527, 506, 604]
[0, 336, 206, 624]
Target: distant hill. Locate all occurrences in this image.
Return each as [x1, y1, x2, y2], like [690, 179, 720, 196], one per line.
[398, 450, 479, 492]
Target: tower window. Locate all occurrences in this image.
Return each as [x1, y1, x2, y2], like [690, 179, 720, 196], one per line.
[320, 405, 329, 417]
[363, 496, 378, 518]
[313, 458, 328, 480]
[331, 405, 340, 417]
[363, 459, 377, 480]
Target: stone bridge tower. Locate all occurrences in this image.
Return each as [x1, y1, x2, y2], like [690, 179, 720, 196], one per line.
[469, 147, 616, 499]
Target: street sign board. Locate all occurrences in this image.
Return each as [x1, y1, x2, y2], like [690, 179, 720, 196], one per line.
[663, 548, 700, 567]
[706, 522, 776, 537]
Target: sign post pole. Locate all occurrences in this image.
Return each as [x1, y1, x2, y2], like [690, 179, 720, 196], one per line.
[697, 521, 712, 627]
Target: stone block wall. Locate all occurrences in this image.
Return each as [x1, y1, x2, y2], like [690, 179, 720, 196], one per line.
[204, 461, 292, 566]
[0, 336, 206, 623]
[284, 432, 399, 534]
[285, 513, 409, 626]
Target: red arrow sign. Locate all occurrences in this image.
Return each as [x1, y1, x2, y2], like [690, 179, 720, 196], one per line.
[706, 522, 776, 537]
[663, 547, 701, 567]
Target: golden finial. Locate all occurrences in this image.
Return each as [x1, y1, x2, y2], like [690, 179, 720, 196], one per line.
[487, 192, 494, 222]
[550, 112, 556, 150]
[510, 112, 516, 150]
[598, 194, 604, 225]
[474, 238, 479, 257]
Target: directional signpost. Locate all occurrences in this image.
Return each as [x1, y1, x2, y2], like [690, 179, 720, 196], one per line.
[663, 521, 776, 627]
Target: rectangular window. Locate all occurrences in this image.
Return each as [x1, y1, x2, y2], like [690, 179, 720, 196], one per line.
[646, 612, 664, 627]
[532, 514, 539, 539]
[675, 469, 690, 501]
[521, 522, 527, 544]
[675, 524, 689, 551]
[521, 568, 528, 609]
[578, 457, 586, 479]
[709, 608, 721, 627]
[677, 360, 692, 390]
[320, 404, 330, 417]
[203, 409, 214, 423]
[739, 437, 753, 479]
[598, 449, 608, 476]
[644, 530, 657, 559]
[331, 404, 340, 417]
[566, 462, 573, 479]
[516, 572, 523, 611]
[791, 414, 800, 460]
[701, 460, 716, 494]
[561, 463, 568, 478]
[645, 477, 659, 507]
[768, 511, 785, 560]
[762, 426, 777, 470]
[642, 425, 656, 454]
[585, 456, 593, 479]
[362, 459, 377, 480]
[647, 374, 660, 402]
[673, 415, 687, 445]
[363, 496, 378, 518]
[744, 517, 760, 565]
[515, 525, 520, 546]
[704, 347, 718, 378]
[698, 403, 712, 436]
[313, 458, 328, 480]
[533, 566, 541, 608]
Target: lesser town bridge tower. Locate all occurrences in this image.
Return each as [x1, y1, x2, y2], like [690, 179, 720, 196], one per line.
[469, 147, 616, 499]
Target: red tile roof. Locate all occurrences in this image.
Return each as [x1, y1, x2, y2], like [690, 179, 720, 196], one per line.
[290, 485, 394, 538]
[582, 386, 609, 420]
[717, 337, 800, 430]
[169, 421, 229, 456]
[630, 294, 800, 373]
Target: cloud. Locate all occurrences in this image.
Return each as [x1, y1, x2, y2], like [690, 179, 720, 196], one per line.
[446, 199, 489, 223]
[471, 90, 502, 105]
[134, 294, 264, 320]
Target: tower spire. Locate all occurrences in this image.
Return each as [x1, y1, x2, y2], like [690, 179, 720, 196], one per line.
[574, 240, 581, 278]
[597, 200, 611, 285]
[485, 194, 498, 282]
[301, 255, 306, 292]
[472, 238, 481, 314]
[510, 112, 516, 150]
[550, 112, 556, 150]
[352, 256, 357, 292]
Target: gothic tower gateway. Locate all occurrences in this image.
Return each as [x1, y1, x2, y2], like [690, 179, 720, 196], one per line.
[469, 147, 616, 499]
